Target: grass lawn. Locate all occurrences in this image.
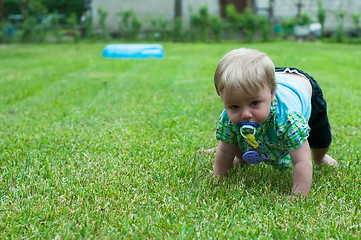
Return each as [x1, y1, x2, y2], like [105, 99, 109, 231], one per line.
[0, 41, 360, 239]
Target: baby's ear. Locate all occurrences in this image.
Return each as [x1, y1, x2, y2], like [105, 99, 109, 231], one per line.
[271, 91, 276, 101]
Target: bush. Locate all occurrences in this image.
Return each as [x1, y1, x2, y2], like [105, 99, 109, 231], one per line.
[48, 13, 63, 43]
[334, 11, 345, 42]
[351, 13, 361, 37]
[258, 16, 272, 42]
[297, 13, 313, 26]
[172, 17, 185, 42]
[188, 5, 226, 42]
[20, 16, 47, 43]
[225, 4, 241, 39]
[239, 8, 259, 42]
[238, 8, 273, 42]
[317, 0, 326, 36]
[97, 8, 110, 41]
[209, 15, 224, 42]
[67, 13, 80, 43]
[84, 13, 95, 40]
[280, 18, 297, 39]
[188, 5, 211, 42]
[116, 8, 142, 40]
[1, 22, 18, 43]
[146, 17, 170, 41]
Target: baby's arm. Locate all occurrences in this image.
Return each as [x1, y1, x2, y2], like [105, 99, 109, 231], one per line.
[289, 140, 313, 197]
[213, 141, 237, 177]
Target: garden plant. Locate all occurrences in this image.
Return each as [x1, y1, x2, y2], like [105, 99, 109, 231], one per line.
[2, 3, 361, 44]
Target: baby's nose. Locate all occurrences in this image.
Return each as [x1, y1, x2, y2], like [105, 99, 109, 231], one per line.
[240, 109, 252, 121]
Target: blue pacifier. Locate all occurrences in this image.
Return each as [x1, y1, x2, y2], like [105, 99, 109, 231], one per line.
[243, 151, 269, 164]
[238, 122, 269, 164]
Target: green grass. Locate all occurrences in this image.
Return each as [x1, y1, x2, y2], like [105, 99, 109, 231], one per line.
[0, 41, 360, 239]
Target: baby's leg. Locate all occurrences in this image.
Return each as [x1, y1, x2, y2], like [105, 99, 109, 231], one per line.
[311, 146, 338, 166]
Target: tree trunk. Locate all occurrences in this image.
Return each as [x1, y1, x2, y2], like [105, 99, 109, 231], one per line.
[296, 0, 304, 18]
[0, 0, 4, 23]
[269, 0, 275, 25]
[174, 0, 182, 19]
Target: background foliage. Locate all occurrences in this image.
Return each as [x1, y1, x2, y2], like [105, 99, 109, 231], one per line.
[2, 0, 85, 18]
[2, 1, 361, 44]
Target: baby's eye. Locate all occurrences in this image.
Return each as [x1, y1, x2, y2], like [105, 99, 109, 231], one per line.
[250, 101, 259, 106]
[230, 105, 239, 110]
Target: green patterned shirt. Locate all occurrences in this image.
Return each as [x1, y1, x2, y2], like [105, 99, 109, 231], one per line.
[216, 99, 310, 169]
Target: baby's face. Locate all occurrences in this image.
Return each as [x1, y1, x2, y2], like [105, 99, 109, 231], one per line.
[220, 85, 275, 126]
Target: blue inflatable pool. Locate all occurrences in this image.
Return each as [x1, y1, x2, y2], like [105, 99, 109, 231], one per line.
[102, 44, 164, 59]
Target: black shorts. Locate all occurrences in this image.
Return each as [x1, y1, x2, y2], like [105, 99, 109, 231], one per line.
[275, 67, 332, 148]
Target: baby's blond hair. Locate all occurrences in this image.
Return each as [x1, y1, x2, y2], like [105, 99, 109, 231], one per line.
[214, 48, 276, 96]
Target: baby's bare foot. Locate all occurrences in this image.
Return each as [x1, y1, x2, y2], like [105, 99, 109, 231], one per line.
[317, 154, 339, 167]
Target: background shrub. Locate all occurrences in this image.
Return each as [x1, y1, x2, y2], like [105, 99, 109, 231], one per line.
[116, 8, 142, 40]
[97, 7, 110, 41]
[239, 8, 259, 42]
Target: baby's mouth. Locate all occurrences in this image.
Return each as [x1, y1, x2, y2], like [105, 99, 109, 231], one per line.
[237, 122, 260, 128]
[237, 122, 260, 138]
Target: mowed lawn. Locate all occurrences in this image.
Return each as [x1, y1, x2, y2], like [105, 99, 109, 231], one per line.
[0, 42, 360, 239]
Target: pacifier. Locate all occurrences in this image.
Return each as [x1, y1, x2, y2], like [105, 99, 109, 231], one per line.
[237, 122, 269, 164]
[238, 122, 260, 148]
[243, 151, 269, 164]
